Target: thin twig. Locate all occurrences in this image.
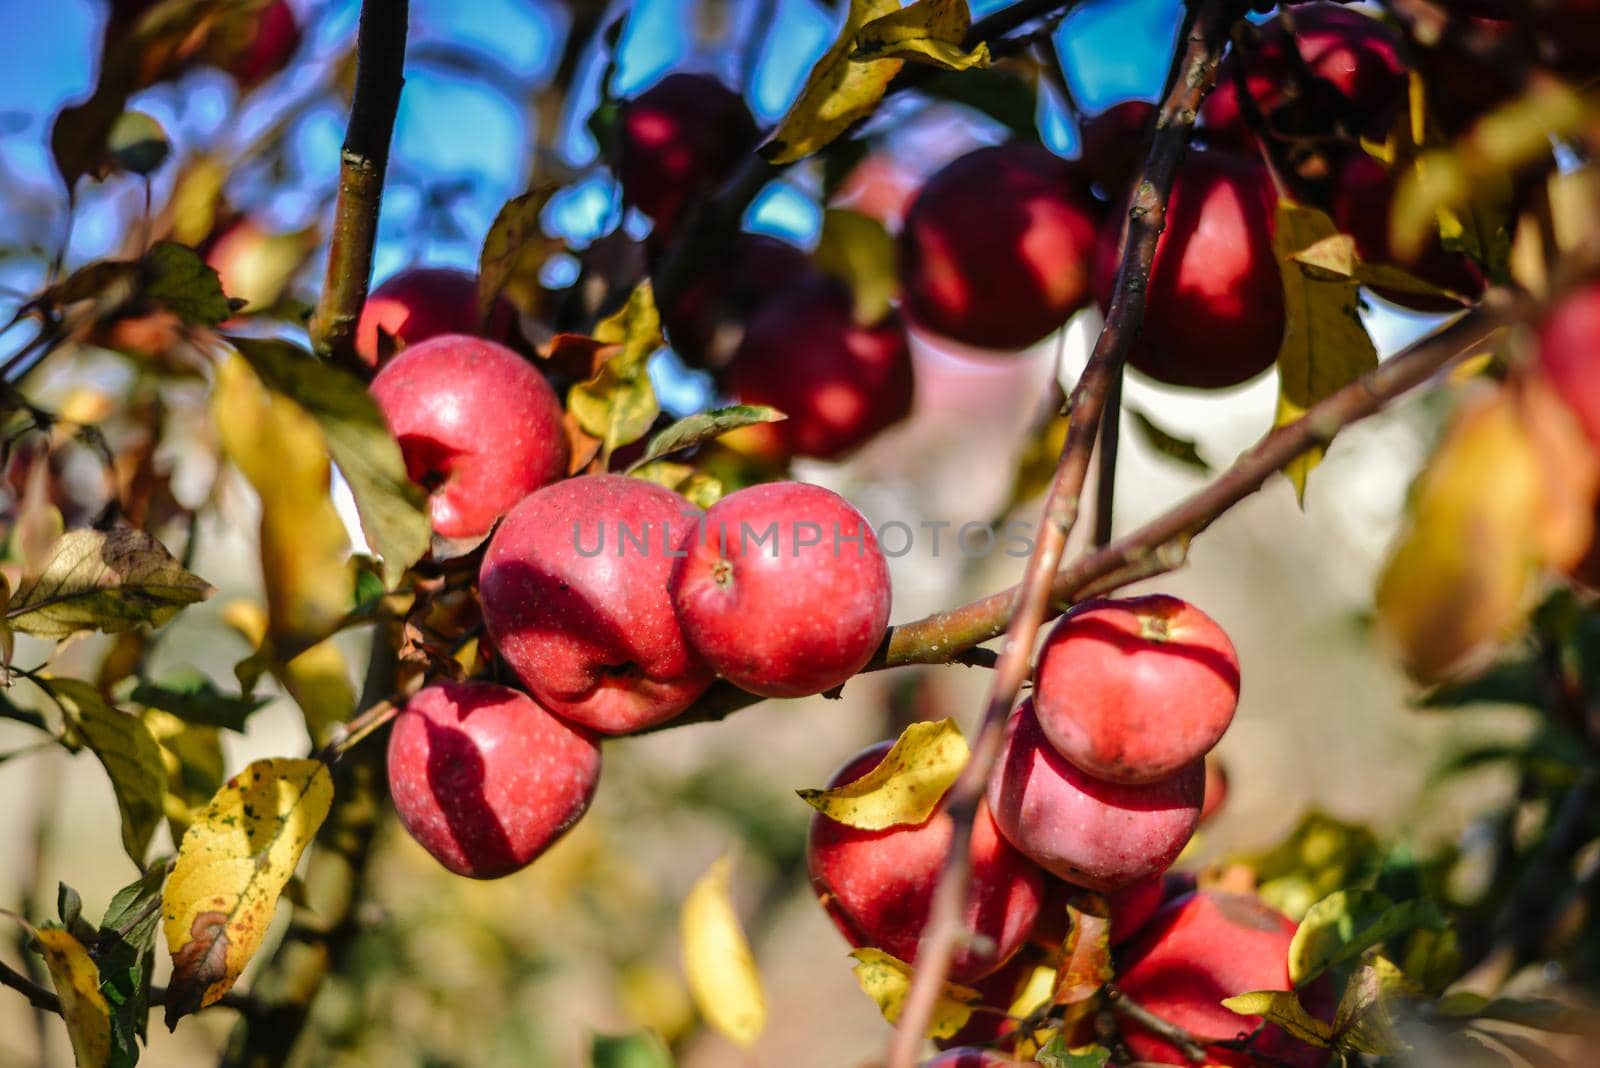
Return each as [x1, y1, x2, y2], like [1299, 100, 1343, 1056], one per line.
[1093, 366, 1122, 548]
[1108, 987, 1210, 1063]
[0, 955, 256, 1015]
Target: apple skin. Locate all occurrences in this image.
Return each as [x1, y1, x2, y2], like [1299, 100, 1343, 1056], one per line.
[1094, 150, 1283, 390]
[725, 280, 915, 461]
[987, 700, 1203, 891]
[1538, 282, 1600, 446]
[659, 233, 817, 367]
[618, 73, 757, 241]
[1116, 891, 1331, 1067]
[921, 1050, 1020, 1067]
[1200, 2, 1405, 150]
[808, 742, 1045, 983]
[1033, 594, 1241, 785]
[1080, 100, 1157, 199]
[369, 334, 568, 541]
[356, 266, 517, 367]
[671, 482, 891, 698]
[386, 680, 601, 879]
[479, 475, 714, 734]
[1330, 153, 1485, 314]
[900, 144, 1101, 351]
[1030, 871, 1166, 951]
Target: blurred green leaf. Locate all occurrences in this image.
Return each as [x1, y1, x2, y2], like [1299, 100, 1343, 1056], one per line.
[143, 242, 230, 326]
[47, 677, 166, 866]
[1288, 890, 1446, 986]
[130, 672, 268, 732]
[591, 1031, 675, 1068]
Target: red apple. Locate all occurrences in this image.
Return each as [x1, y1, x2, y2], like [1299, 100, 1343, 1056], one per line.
[386, 680, 601, 879]
[671, 481, 891, 698]
[206, 0, 302, 89]
[988, 701, 1203, 891]
[1033, 595, 1240, 785]
[1538, 282, 1600, 446]
[808, 742, 1045, 983]
[725, 280, 914, 460]
[204, 218, 309, 314]
[1330, 153, 1484, 313]
[618, 73, 757, 241]
[356, 266, 517, 367]
[1080, 100, 1157, 199]
[1201, 2, 1406, 150]
[479, 475, 714, 734]
[921, 1050, 1020, 1067]
[369, 334, 568, 541]
[1094, 150, 1283, 389]
[659, 233, 817, 366]
[1030, 870, 1167, 952]
[1116, 890, 1330, 1067]
[900, 144, 1100, 351]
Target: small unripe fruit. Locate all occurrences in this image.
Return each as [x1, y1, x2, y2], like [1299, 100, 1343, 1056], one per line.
[618, 73, 757, 241]
[808, 742, 1045, 983]
[1538, 283, 1600, 447]
[1033, 595, 1240, 785]
[356, 266, 517, 367]
[1116, 891, 1331, 1067]
[672, 482, 891, 698]
[1094, 151, 1283, 389]
[479, 475, 714, 734]
[900, 144, 1100, 351]
[988, 701, 1203, 890]
[387, 681, 601, 879]
[369, 335, 568, 541]
[726, 281, 914, 460]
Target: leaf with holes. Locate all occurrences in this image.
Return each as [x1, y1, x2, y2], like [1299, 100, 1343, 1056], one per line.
[7, 528, 212, 640]
[798, 718, 968, 830]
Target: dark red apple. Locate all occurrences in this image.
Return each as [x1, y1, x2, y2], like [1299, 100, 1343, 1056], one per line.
[369, 334, 568, 541]
[356, 266, 517, 367]
[386, 680, 601, 879]
[1330, 153, 1484, 313]
[988, 701, 1203, 891]
[725, 280, 914, 460]
[671, 481, 891, 698]
[1116, 890, 1330, 1067]
[808, 742, 1045, 983]
[1080, 100, 1157, 199]
[618, 73, 757, 241]
[1094, 150, 1283, 389]
[900, 144, 1100, 351]
[659, 232, 817, 366]
[479, 475, 714, 734]
[921, 1050, 1019, 1067]
[1033, 595, 1240, 785]
[206, 0, 302, 89]
[1539, 282, 1600, 446]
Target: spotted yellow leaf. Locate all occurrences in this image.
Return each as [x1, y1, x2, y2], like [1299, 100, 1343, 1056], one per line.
[161, 758, 333, 1025]
[680, 855, 766, 1048]
[35, 926, 112, 1068]
[798, 717, 968, 830]
[852, 0, 989, 70]
[849, 947, 982, 1038]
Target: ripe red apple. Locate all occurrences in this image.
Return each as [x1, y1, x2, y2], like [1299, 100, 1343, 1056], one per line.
[1031, 871, 1166, 951]
[1200, 2, 1405, 150]
[369, 334, 568, 541]
[725, 280, 914, 460]
[479, 475, 714, 734]
[1330, 153, 1485, 313]
[900, 144, 1100, 351]
[659, 233, 817, 366]
[922, 1050, 1019, 1067]
[671, 481, 891, 698]
[988, 701, 1203, 890]
[1033, 595, 1240, 785]
[1080, 100, 1157, 199]
[618, 73, 757, 241]
[808, 742, 1045, 983]
[356, 266, 517, 367]
[1538, 282, 1600, 446]
[1116, 890, 1330, 1067]
[933, 952, 1035, 1051]
[386, 680, 601, 879]
[1094, 150, 1283, 389]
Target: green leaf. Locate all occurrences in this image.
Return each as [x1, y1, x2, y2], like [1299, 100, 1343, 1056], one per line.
[629, 405, 786, 472]
[229, 337, 429, 588]
[591, 1031, 675, 1068]
[630, 462, 724, 508]
[97, 865, 168, 1065]
[1036, 1036, 1112, 1068]
[8, 528, 213, 640]
[1271, 201, 1378, 503]
[130, 672, 268, 733]
[852, 0, 989, 70]
[1415, 654, 1543, 711]
[569, 283, 663, 464]
[1128, 408, 1210, 473]
[814, 209, 898, 324]
[764, 0, 904, 164]
[1330, 955, 1418, 1055]
[47, 678, 166, 866]
[1288, 890, 1446, 986]
[1222, 990, 1334, 1048]
[142, 242, 230, 326]
[919, 67, 1040, 142]
[1436, 994, 1594, 1035]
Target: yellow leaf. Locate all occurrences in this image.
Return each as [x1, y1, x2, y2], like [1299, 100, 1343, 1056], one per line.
[223, 600, 355, 746]
[479, 187, 561, 321]
[852, 0, 989, 70]
[1330, 955, 1419, 1055]
[7, 528, 212, 640]
[848, 947, 982, 1038]
[569, 282, 663, 465]
[1291, 233, 1463, 305]
[681, 855, 766, 1048]
[814, 208, 899, 323]
[33, 926, 113, 1068]
[765, 0, 904, 164]
[1272, 201, 1378, 503]
[798, 718, 968, 830]
[1222, 990, 1334, 1048]
[144, 708, 225, 842]
[48, 677, 166, 866]
[213, 354, 355, 655]
[162, 757, 333, 1024]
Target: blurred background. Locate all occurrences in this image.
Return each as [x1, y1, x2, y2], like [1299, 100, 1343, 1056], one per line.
[0, 0, 1529, 1065]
